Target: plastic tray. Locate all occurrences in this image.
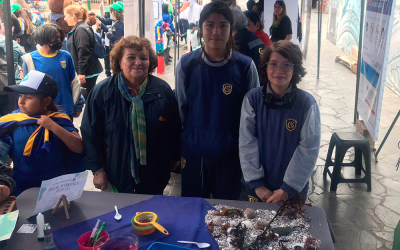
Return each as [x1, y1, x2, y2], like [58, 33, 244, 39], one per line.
[147, 242, 194, 250]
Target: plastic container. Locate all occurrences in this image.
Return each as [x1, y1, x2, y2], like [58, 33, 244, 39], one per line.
[131, 216, 159, 235]
[147, 242, 194, 250]
[77, 231, 109, 250]
[94, 234, 139, 250]
[157, 56, 165, 74]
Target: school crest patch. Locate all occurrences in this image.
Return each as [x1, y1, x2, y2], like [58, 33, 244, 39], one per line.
[259, 47, 263, 55]
[60, 61, 66, 69]
[181, 157, 186, 169]
[286, 118, 297, 131]
[222, 83, 232, 95]
[248, 195, 258, 202]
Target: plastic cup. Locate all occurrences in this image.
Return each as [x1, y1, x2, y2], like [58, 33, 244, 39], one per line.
[94, 234, 139, 250]
[77, 230, 109, 250]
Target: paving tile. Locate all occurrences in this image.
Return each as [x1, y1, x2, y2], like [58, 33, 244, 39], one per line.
[383, 196, 400, 214]
[379, 178, 400, 193]
[337, 195, 382, 209]
[375, 205, 400, 229]
[374, 231, 395, 243]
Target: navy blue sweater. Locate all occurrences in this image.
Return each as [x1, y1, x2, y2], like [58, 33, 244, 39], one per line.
[239, 85, 321, 196]
[176, 49, 260, 158]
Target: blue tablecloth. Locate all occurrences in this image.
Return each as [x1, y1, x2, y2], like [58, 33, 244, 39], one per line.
[53, 195, 219, 250]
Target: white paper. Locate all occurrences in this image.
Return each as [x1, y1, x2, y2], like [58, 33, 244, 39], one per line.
[105, 35, 110, 47]
[32, 171, 88, 216]
[0, 210, 19, 241]
[17, 224, 37, 234]
[357, 0, 395, 141]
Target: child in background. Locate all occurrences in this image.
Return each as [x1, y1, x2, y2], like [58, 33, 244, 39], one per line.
[162, 3, 175, 65]
[245, 11, 272, 47]
[97, 7, 113, 77]
[105, 2, 124, 50]
[22, 24, 84, 121]
[0, 70, 84, 196]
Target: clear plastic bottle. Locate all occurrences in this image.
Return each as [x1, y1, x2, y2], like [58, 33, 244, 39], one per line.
[44, 223, 55, 250]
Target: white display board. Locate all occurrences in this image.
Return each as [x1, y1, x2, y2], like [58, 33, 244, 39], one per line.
[124, 0, 156, 50]
[357, 0, 396, 141]
[264, 0, 300, 45]
[32, 171, 88, 216]
[124, 0, 140, 37]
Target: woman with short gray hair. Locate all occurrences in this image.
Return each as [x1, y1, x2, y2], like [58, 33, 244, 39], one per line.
[230, 7, 264, 74]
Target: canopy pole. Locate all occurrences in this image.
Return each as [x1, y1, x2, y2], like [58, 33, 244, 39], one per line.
[317, 0, 322, 79]
[139, 0, 145, 37]
[354, 0, 366, 124]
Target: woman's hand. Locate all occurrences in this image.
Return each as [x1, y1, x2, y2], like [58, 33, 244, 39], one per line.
[266, 189, 289, 203]
[37, 115, 57, 131]
[74, 112, 81, 118]
[255, 186, 273, 202]
[93, 171, 109, 191]
[79, 74, 86, 84]
[0, 185, 10, 202]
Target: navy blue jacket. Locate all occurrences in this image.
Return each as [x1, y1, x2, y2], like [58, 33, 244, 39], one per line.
[106, 21, 124, 49]
[81, 74, 182, 193]
[234, 28, 264, 73]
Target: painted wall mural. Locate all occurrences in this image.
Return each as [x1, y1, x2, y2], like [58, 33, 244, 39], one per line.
[327, 0, 362, 54]
[327, 0, 400, 96]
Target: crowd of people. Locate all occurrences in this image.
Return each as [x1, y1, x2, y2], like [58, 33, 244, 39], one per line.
[0, 0, 320, 207]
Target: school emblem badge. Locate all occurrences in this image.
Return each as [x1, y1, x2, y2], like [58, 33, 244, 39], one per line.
[181, 157, 186, 169]
[259, 47, 263, 55]
[248, 195, 259, 202]
[286, 118, 297, 131]
[61, 61, 66, 69]
[222, 83, 232, 95]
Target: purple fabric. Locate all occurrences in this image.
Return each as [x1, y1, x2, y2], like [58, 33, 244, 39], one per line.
[53, 196, 220, 250]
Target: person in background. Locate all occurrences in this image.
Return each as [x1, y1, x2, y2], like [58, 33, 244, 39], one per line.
[176, 2, 259, 200]
[231, 7, 264, 74]
[247, 0, 256, 11]
[81, 36, 181, 194]
[86, 11, 97, 27]
[0, 23, 25, 116]
[96, 8, 112, 77]
[245, 11, 272, 47]
[239, 41, 320, 203]
[105, 2, 124, 50]
[96, 7, 113, 26]
[12, 4, 37, 52]
[22, 24, 84, 121]
[0, 163, 15, 202]
[11, 13, 24, 40]
[64, 5, 103, 99]
[178, 1, 190, 44]
[270, 0, 292, 42]
[255, 0, 264, 25]
[24, 8, 42, 28]
[1, 70, 84, 196]
[162, 3, 175, 65]
[0, 23, 25, 85]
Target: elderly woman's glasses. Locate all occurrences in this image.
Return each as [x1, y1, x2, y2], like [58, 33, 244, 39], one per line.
[266, 61, 294, 72]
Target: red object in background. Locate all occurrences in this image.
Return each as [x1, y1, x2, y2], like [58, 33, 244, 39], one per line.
[78, 231, 109, 250]
[157, 56, 165, 74]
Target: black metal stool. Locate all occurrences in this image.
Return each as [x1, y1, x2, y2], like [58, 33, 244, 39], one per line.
[323, 132, 372, 192]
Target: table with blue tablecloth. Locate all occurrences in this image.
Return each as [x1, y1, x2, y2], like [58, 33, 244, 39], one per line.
[3, 188, 335, 250]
